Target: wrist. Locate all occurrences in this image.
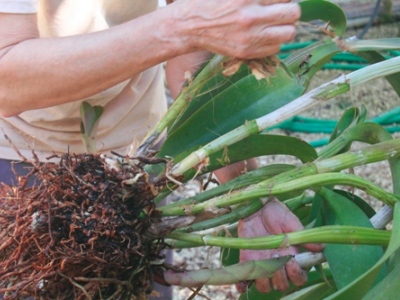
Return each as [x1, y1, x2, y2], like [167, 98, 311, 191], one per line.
[159, 1, 201, 56]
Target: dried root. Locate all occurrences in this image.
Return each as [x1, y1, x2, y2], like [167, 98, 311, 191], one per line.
[0, 153, 175, 299]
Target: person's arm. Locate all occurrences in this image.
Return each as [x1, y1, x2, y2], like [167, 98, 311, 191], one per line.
[0, 11, 185, 116]
[0, 0, 300, 117]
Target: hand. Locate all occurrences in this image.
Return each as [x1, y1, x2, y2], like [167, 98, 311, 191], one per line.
[235, 198, 324, 293]
[172, 0, 301, 59]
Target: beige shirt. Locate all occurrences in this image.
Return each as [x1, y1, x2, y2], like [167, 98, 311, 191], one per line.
[0, 0, 167, 160]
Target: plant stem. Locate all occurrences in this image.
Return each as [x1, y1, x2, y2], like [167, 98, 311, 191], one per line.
[161, 139, 400, 216]
[162, 164, 293, 210]
[176, 199, 263, 233]
[314, 138, 400, 172]
[291, 204, 394, 270]
[274, 173, 399, 207]
[167, 225, 390, 249]
[163, 256, 291, 287]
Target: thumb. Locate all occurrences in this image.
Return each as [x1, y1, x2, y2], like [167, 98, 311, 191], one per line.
[301, 242, 325, 252]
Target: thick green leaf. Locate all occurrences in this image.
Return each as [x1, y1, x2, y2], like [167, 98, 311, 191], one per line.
[293, 206, 312, 226]
[79, 101, 104, 153]
[169, 61, 251, 135]
[285, 40, 342, 87]
[80, 101, 103, 136]
[299, 0, 347, 37]
[221, 247, 240, 268]
[329, 106, 367, 143]
[318, 119, 393, 159]
[159, 65, 304, 159]
[325, 203, 400, 299]
[208, 134, 317, 166]
[168, 0, 347, 143]
[333, 190, 376, 219]
[319, 188, 386, 290]
[363, 262, 400, 300]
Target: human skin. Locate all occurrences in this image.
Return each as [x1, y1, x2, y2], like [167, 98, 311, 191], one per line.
[236, 199, 325, 293]
[0, 0, 300, 116]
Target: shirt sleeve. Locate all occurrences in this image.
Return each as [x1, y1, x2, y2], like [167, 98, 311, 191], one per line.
[0, 0, 38, 13]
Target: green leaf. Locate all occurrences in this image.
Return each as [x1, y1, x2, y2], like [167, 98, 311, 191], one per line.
[168, 60, 250, 135]
[333, 190, 376, 219]
[319, 188, 386, 290]
[299, 0, 347, 37]
[159, 64, 304, 159]
[329, 106, 367, 144]
[209, 134, 317, 166]
[325, 203, 400, 299]
[363, 262, 400, 300]
[221, 247, 240, 267]
[80, 101, 103, 153]
[293, 206, 312, 226]
[80, 101, 103, 136]
[318, 118, 393, 159]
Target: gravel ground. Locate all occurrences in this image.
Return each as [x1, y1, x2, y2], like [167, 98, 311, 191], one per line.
[171, 17, 400, 300]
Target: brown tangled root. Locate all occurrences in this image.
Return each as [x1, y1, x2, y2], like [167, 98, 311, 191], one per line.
[0, 153, 174, 299]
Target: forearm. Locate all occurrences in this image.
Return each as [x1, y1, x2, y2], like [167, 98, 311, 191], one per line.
[0, 0, 300, 116]
[0, 9, 189, 117]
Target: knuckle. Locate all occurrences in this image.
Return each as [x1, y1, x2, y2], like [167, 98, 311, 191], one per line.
[265, 44, 281, 56]
[235, 47, 252, 59]
[237, 12, 255, 28]
[233, 38, 253, 58]
[283, 25, 297, 42]
[290, 4, 302, 21]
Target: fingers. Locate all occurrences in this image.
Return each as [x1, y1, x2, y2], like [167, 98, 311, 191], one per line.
[180, 0, 300, 59]
[237, 201, 325, 295]
[285, 257, 308, 286]
[258, 3, 301, 26]
[271, 261, 290, 291]
[255, 277, 272, 293]
[235, 280, 252, 294]
[261, 199, 325, 253]
[261, 198, 304, 233]
[302, 242, 325, 252]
